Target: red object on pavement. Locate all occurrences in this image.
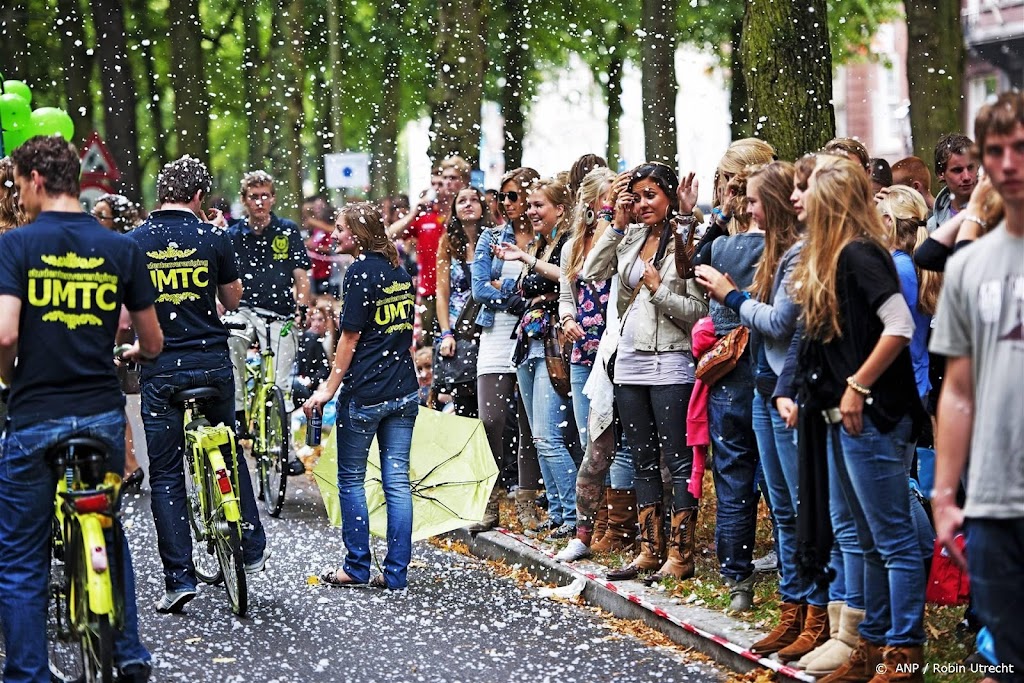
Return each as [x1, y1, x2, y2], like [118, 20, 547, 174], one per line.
[925, 534, 970, 606]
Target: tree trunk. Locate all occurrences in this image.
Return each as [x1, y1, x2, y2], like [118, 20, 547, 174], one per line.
[729, 19, 750, 141]
[140, 39, 169, 169]
[372, 41, 402, 199]
[168, 0, 209, 165]
[605, 22, 626, 170]
[641, 0, 678, 164]
[56, 0, 92, 147]
[90, 0, 142, 202]
[243, 0, 267, 171]
[905, 0, 963, 179]
[429, 0, 486, 168]
[741, 0, 835, 161]
[268, 0, 304, 220]
[501, 0, 527, 171]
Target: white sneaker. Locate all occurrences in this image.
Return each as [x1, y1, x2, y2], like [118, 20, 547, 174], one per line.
[554, 538, 591, 562]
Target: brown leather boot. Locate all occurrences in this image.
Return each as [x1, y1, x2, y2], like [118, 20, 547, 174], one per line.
[591, 489, 638, 553]
[515, 488, 540, 533]
[466, 485, 502, 532]
[750, 602, 805, 655]
[778, 603, 831, 660]
[590, 491, 609, 547]
[645, 507, 698, 583]
[818, 638, 884, 683]
[868, 646, 924, 683]
[606, 504, 663, 581]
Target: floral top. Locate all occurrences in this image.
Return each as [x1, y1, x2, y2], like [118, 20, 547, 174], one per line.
[571, 276, 611, 366]
[448, 258, 473, 322]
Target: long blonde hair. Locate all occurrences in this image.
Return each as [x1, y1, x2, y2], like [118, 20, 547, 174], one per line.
[713, 138, 776, 209]
[792, 155, 891, 342]
[748, 162, 801, 302]
[337, 202, 400, 267]
[877, 185, 943, 316]
[526, 178, 572, 263]
[565, 167, 616, 281]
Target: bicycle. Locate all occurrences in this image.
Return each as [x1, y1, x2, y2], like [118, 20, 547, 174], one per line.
[46, 436, 125, 683]
[230, 307, 294, 517]
[177, 387, 248, 617]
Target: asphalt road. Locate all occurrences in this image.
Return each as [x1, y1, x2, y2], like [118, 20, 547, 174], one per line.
[8, 465, 729, 683]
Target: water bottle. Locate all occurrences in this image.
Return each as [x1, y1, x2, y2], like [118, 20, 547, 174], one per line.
[306, 407, 322, 447]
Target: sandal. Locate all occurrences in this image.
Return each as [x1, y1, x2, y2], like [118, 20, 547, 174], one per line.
[369, 575, 389, 589]
[319, 568, 366, 587]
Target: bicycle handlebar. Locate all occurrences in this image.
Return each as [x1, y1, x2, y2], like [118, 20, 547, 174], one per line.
[237, 302, 294, 323]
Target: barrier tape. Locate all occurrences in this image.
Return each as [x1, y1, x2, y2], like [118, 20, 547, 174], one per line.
[492, 527, 815, 682]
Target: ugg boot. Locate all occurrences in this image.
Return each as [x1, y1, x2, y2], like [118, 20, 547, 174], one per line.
[606, 504, 664, 581]
[750, 602, 805, 655]
[778, 603, 831, 660]
[805, 605, 866, 676]
[645, 507, 698, 584]
[590, 493, 609, 547]
[817, 638, 883, 683]
[868, 646, 924, 683]
[591, 489, 638, 553]
[466, 485, 502, 532]
[515, 488, 541, 533]
[797, 600, 844, 668]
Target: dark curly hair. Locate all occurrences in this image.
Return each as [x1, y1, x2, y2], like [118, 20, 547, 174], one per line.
[10, 135, 81, 197]
[157, 156, 213, 204]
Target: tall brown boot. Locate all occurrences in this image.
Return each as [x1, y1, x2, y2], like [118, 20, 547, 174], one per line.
[749, 602, 805, 655]
[645, 507, 698, 583]
[590, 491, 610, 547]
[606, 504, 664, 581]
[867, 646, 924, 683]
[591, 489, 638, 553]
[466, 485, 502, 532]
[818, 638, 884, 683]
[778, 603, 831, 660]
[515, 488, 540, 533]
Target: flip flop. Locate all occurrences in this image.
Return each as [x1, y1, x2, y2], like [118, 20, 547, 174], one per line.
[319, 568, 366, 587]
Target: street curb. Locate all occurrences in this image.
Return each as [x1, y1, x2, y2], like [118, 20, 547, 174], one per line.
[450, 527, 814, 683]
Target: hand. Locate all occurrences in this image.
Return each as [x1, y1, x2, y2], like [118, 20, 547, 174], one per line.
[677, 172, 698, 215]
[839, 386, 865, 436]
[203, 207, 227, 228]
[965, 175, 1002, 225]
[439, 335, 456, 357]
[776, 398, 798, 429]
[873, 186, 892, 205]
[933, 498, 967, 570]
[498, 242, 527, 263]
[117, 342, 152, 364]
[303, 387, 335, 420]
[694, 265, 738, 303]
[641, 259, 662, 293]
[562, 318, 585, 342]
[604, 172, 631, 206]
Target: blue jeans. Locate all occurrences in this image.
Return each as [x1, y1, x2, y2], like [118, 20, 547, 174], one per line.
[753, 392, 827, 606]
[518, 357, 578, 526]
[707, 361, 759, 583]
[570, 364, 593, 455]
[830, 415, 924, 646]
[827, 428, 861, 607]
[141, 362, 267, 591]
[967, 518, 1024, 681]
[336, 391, 418, 589]
[0, 409, 150, 680]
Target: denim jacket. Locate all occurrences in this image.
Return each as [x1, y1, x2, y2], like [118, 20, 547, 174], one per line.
[471, 223, 520, 328]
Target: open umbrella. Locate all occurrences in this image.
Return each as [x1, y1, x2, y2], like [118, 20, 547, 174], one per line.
[313, 406, 498, 542]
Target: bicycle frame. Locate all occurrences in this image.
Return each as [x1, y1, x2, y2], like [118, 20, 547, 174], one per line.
[184, 413, 242, 526]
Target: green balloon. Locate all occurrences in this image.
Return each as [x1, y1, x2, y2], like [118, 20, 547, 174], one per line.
[2, 80, 32, 105]
[0, 93, 32, 136]
[29, 107, 75, 141]
[2, 127, 28, 155]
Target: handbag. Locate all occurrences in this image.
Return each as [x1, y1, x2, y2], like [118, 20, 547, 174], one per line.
[695, 324, 750, 386]
[431, 263, 482, 392]
[544, 320, 572, 397]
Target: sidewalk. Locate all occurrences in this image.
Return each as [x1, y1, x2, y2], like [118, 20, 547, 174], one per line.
[450, 527, 815, 683]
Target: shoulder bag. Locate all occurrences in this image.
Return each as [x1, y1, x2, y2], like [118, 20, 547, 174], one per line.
[544, 319, 572, 397]
[431, 262, 482, 392]
[694, 324, 749, 386]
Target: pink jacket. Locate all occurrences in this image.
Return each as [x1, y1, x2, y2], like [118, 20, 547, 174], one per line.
[687, 317, 718, 499]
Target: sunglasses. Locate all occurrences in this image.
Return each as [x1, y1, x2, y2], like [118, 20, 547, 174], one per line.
[497, 191, 520, 203]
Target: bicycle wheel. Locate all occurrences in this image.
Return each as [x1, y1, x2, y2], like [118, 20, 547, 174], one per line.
[206, 463, 248, 617]
[259, 385, 289, 517]
[47, 559, 84, 682]
[67, 525, 114, 683]
[183, 440, 222, 584]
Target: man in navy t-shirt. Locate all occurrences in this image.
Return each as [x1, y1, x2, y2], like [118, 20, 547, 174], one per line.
[131, 156, 268, 614]
[225, 170, 311, 474]
[0, 136, 162, 682]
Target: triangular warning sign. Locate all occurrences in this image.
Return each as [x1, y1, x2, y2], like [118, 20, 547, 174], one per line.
[79, 131, 121, 182]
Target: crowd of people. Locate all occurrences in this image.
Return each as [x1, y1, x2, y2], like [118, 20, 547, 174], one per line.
[0, 88, 1019, 683]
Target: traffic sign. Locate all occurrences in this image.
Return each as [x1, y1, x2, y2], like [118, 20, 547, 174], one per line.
[324, 152, 369, 189]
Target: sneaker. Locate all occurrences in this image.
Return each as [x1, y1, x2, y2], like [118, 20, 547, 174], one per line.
[116, 661, 152, 682]
[753, 550, 779, 574]
[548, 523, 576, 540]
[245, 549, 271, 574]
[286, 458, 305, 476]
[155, 588, 197, 614]
[554, 538, 591, 562]
[524, 518, 557, 537]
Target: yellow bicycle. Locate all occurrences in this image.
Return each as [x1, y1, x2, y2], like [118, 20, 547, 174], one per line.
[46, 437, 124, 683]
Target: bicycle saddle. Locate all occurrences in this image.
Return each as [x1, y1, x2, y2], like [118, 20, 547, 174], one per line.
[46, 436, 109, 461]
[171, 387, 222, 404]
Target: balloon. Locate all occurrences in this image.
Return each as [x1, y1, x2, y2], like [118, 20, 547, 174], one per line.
[0, 93, 32, 132]
[28, 107, 74, 142]
[2, 80, 32, 105]
[2, 127, 28, 155]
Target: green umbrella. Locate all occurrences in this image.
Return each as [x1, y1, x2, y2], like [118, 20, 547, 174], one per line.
[313, 406, 498, 542]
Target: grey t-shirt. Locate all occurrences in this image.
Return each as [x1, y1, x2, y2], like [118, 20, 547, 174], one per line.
[930, 223, 1024, 519]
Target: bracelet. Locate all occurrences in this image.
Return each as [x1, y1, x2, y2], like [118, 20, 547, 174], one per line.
[600, 204, 614, 212]
[962, 214, 987, 231]
[677, 213, 696, 224]
[560, 314, 575, 326]
[440, 330, 454, 339]
[610, 226, 626, 236]
[846, 375, 871, 397]
[597, 210, 614, 222]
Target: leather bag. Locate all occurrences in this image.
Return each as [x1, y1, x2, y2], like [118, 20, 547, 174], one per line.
[544, 321, 572, 397]
[694, 325, 749, 386]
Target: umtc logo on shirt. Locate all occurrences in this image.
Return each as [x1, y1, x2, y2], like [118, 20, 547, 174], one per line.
[272, 235, 290, 260]
[146, 246, 210, 304]
[28, 252, 119, 329]
[375, 280, 415, 334]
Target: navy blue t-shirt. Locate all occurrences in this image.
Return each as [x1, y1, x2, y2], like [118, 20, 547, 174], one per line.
[226, 214, 310, 315]
[0, 212, 155, 428]
[130, 210, 239, 376]
[338, 252, 417, 404]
